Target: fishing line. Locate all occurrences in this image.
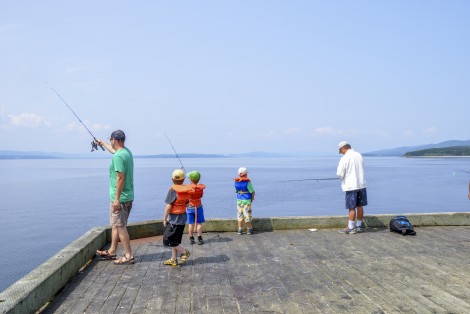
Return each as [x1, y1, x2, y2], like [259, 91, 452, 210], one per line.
[281, 178, 338, 183]
[452, 169, 470, 176]
[48, 84, 104, 152]
[164, 133, 186, 173]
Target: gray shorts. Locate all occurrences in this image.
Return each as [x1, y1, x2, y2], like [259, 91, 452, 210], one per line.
[110, 201, 132, 227]
[345, 188, 367, 209]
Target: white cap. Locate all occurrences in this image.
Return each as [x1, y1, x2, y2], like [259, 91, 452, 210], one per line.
[338, 141, 349, 149]
[338, 141, 349, 153]
[238, 167, 248, 176]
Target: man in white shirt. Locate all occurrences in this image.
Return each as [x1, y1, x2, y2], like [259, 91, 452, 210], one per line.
[336, 141, 367, 234]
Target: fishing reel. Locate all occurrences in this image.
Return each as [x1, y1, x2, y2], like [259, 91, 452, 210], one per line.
[91, 141, 99, 152]
[90, 141, 105, 152]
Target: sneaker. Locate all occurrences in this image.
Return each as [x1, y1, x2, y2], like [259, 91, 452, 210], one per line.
[247, 228, 253, 235]
[197, 236, 204, 245]
[189, 236, 195, 245]
[179, 250, 191, 265]
[237, 228, 243, 235]
[355, 225, 365, 233]
[339, 227, 356, 234]
[163, 258, 178, 266]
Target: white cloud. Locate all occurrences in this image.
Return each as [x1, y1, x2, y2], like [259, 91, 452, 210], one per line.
[253, 128, 303, 139]
[369, 129, 391, 138]
[314, 127, 335, 135]
[312, 127, 359, 138]
[65, 120, 111, 134]
[282, 128, 301, 135]
[254, 130, 277, 139]
[9, 113, 52, 128]
[422, 127, 437, 135]
[402, 129, 415, 138]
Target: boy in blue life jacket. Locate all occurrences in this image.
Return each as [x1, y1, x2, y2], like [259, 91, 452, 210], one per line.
[234, 167, 255, 235]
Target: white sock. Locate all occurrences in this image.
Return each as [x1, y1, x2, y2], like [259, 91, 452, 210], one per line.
[348, 220, 355, 229]
[356, 220, 362, 227]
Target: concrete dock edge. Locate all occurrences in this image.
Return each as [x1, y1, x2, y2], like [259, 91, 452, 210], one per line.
[1, 212, 469, 314]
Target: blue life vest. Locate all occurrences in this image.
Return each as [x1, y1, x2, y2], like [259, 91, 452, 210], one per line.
[234, 178, 252, 200]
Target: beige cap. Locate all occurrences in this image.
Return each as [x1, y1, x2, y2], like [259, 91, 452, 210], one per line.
[172, 169, 185, 180]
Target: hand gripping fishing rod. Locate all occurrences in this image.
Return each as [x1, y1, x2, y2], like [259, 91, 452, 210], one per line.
[49, 85, 104, 152]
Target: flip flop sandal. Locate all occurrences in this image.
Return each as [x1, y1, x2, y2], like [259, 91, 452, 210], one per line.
[114, 256, 135, 265]
[96, 250, 116, 260]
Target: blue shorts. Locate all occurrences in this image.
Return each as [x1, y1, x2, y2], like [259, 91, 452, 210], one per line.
[345, 188, 368, 209]
[186, 206, 205, 224]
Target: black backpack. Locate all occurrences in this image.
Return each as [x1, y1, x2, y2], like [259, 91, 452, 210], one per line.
[389, 215, 416, 235]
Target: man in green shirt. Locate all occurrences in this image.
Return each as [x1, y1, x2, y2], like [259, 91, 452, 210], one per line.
[96, 130, 135, 265]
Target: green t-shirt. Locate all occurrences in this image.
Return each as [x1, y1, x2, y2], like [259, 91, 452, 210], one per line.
[109, 147, 134, 202]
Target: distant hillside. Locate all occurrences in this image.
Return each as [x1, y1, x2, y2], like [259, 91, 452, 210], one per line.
[0, 150, 287, 159]
[404, 146, 470, 157]
[0, 150, 62, 159]
[365, 140, 470, 156]
[137, 153, 226, 158]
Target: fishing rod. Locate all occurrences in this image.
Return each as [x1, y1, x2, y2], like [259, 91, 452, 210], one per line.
[282, 178, 338, 183]
[49, 85, 104, 152]
[163, 134, 220, 240]
[164, 133, 186, 173]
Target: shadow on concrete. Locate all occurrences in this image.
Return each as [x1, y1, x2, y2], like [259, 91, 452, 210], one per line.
[364, 216, 388, 228]
[188, 254, 230, 265]
[203, 235, 234, 243]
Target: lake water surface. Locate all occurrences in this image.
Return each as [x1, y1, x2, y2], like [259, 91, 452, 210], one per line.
[1, 156, 469, 291]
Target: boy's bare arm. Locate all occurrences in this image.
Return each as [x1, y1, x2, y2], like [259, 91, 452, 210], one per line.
[163, 204, 172, 226]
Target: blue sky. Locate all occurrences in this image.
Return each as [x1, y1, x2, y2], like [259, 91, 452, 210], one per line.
[1, 1, 469, 155]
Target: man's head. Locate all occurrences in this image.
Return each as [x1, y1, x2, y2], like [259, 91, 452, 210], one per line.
[338, 141, 351, 154]
[187, 171, 201, 184]
[172, 169, 185, 185]
[110, 130, 126, 142]
[110, 130, 126, 150]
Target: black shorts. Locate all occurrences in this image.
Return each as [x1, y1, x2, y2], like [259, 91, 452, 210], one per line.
[163, 223, 185, 247]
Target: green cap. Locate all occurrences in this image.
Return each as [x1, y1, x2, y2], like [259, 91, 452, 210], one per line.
[187, 171, 201, 182]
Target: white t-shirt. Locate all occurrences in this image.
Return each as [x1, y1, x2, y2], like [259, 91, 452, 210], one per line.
[336, 149, 366, 192]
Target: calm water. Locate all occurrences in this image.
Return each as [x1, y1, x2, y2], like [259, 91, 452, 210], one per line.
[1, 156, 469, 291]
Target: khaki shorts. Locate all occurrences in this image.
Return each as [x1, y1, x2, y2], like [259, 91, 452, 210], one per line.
[110, 201, 132, 227]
